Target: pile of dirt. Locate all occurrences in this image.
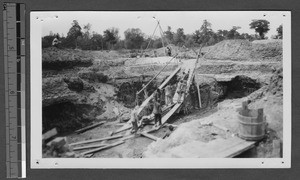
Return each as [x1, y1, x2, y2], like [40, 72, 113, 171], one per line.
[143, 121, 231, 158]
[204, 39, 282, 61]
[90, 50, 130, 60]
[196, 61, 281, 75]
[267, 68, 283, 95]
[78, 69, 109, 83]
[42, 47, 93, 70]
[42, 77, 79, 107]
[128, 64, 178, 75]
[42, 76, 107, 133]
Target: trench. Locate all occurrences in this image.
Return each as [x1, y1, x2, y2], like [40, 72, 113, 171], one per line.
[42, 74, 260, 134]
[42, 102, 104, 134]
[217, 75, 261, 101]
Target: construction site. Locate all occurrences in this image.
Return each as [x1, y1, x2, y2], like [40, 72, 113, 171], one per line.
[41, 37, 283, 158]
[37, 10, 285, 161]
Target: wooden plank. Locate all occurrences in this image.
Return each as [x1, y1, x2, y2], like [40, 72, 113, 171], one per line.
[205, 137, 256, 158]
[119, 134, 136, 141]
[141, 132, 158, 141]
[196, 82, 202, 108]
[143, 103, 183, 134]
[161, 103, 182, 125]
[81, 141, 125, 156]
[113, 123, 132, 135]
[223, 139, 256, 158]
[75, 121, 105, 134]
[170, 137, 256, 158]
[42, 128, 57, 140]
[73, 143, 108, 151]
[137, 66, 181, 115]
[69, 135, 123, 146]
[159, 66, 181, 89]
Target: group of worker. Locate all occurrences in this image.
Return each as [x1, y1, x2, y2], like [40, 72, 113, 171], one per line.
[130, 70, 193, 134]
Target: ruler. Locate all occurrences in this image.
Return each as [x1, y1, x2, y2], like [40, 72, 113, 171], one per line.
[3, 3, 26, 178]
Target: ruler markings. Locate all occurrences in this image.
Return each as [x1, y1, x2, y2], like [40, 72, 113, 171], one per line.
[4, 3, 26, 178]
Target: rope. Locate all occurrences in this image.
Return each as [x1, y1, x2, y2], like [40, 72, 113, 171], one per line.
[136, 53, 179, 96]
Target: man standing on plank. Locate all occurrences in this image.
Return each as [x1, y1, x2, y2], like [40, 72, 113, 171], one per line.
[130, 105, 139, 134]
[165, 84, 173, 106]
[152, 99, 162, 128]
[153, 88, 161, 102]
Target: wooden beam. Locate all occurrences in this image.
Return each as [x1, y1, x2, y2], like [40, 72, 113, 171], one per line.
[81, 141, 125, 156]
[73, 143, 108, 151]
[141, 132, 158, 141]
[42, 128, 57, 140]
[75, 121, 105, 134]
[69, 135, 123, 146]
[113, 124, 132, 135]
[119, 134, 136, 141]
[196, 82, 202, 108]
[136, 66, 181, 115]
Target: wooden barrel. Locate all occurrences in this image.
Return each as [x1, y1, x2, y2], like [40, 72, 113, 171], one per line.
[237, 102, 266, 141]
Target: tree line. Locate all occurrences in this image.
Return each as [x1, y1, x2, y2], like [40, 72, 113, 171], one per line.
[42, 19, 283, 50]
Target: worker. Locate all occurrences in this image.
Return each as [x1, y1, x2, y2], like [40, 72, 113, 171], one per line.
[183, 71, 189, 81]
[140, 114, 155, 128]
[130, 105, 139, 134]
[152, 99, 162, 127]
[167, 46, 172, 56]
[153, 88, 161, 102]
[165, 84, 173, 106]
[176, 80, 185, 103]
[142, 83, 148, 99]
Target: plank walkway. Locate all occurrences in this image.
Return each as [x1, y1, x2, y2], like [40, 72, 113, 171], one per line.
[171, 137, 256, 158]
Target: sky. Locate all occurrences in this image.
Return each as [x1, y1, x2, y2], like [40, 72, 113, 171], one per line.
[36, 11, 287, 39]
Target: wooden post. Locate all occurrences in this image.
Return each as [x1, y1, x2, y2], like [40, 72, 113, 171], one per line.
[241, 101, 249, 116]
[242, 101, 248, 110]
[257, 108, 264, 123]
[196, 82, 202, 108]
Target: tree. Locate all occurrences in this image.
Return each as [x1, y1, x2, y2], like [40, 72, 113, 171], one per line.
[216, 29, 228, 42]
[249, 19, 270, 39]
[78, 23, 92, 50]
[124, 28, 145, 49]
[103, 27, 119, 50]
[276, 25, 283, 39]
[173, 28, 186, 46]
[42, 32, 60, 48]
[164, 26, 174, 44]
[64, 20, 83, 48]
[227, 26, 241, 39]
[193, 20, 214, 46]
[90, 33, 104, 50]
[184, 34, 195, 47]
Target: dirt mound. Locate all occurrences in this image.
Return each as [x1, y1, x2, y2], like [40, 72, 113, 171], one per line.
[78, 69, 109, 83]
[267, 68, 283, 95]
[204, 39, 282, 61]
[43, 77, 79, 107]
[143, 121, 230, 158]
[42, 47, 93, 70]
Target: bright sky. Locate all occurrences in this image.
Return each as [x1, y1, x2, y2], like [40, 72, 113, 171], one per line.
[36, 11, 287, 39]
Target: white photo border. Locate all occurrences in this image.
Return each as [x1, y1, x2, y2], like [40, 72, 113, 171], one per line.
[30, 11, 291, 169]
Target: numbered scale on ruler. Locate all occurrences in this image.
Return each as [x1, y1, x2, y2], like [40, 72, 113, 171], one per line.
[3, 3, 26, 178]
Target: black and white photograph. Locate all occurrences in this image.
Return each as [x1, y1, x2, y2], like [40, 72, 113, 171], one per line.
[30, 11, 291, 168]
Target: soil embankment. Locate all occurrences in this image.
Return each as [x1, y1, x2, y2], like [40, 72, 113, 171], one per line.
[43, 39, 283, 158]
